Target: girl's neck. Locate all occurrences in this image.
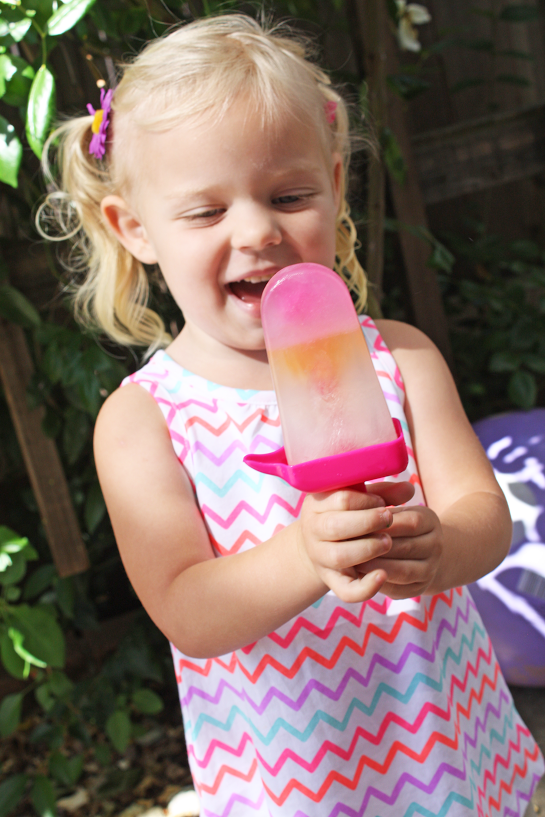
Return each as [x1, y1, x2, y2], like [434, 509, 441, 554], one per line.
[165, 326, 274, 391]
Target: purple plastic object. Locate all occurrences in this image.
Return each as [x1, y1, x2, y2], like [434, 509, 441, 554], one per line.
[470, 409, 545, 686]
[244, 418, 408, 493]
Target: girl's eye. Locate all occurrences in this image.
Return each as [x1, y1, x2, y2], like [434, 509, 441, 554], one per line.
[274, 195, 303, 205]
[184, 208, 224, 220]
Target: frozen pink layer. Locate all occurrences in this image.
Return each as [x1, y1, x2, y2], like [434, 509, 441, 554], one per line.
[262, 264, 357, 349]
[261, 263, 396, 465]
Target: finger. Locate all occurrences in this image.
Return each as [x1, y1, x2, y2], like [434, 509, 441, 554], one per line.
[322, 533, 391, 572]
[318, 506, 393, 542]
[310, 488, 387, 513]
[368, 535, 435, 561]
[387, 508, 436, 539]
[358, 557, 430, 586]
[366, 480, 415, 507]
[327, 568, 388, 604]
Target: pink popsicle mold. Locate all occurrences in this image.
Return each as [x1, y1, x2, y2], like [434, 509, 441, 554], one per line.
[244, 418, 408, 493]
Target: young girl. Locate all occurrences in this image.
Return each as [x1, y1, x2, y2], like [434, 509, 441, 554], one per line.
[41, 14, 543, 816]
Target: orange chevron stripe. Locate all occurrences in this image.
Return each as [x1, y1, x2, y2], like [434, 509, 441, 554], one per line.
[209, 530, 263, 556]
[185, 408, 281, 436]
[176, 590, 460, 682]
[194, 757, 259, 797]
[483, 743, 541, 815]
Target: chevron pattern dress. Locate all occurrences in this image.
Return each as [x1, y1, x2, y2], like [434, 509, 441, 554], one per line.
[125, 317, 544, 817]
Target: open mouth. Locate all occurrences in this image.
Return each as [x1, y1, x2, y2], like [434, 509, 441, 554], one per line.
[228, 274, 275, 305]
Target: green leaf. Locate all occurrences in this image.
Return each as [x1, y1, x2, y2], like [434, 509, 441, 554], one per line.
[84, 481, 106, 534]
[0, 283, 40, 327]
[26, 64, 55, 160]
[11, 605, 65, 667]
[0, 630, 27, 678]
[94, 743, 112, 766]
[508, 369, 537, 408]
[9, 627, 47, 670]
[496, 73, 531, 86]
[49, 751, 83, 787]
[0, 17, 31, 41]
[0, 116, 21, 188]
[523, 353, 545, 374]
[97, 767, 141, 798]
[106, 710, 131, 754]
[48, 669, 73, 697]
[381, 127, 406, 185]
[55, 577, 75, 619]
[2, 55, 34, 106]
[0, 550, 27, 585]
[30, 774, 57, 817]
[428, 241, 455, 273]
[497, 48, 534, 59]
[490, 350, 520, 372]
[46, 0, 96, 35]
[62, 407, 90, 465]
[499, 4, 540, 22]
[387, 73, 431, 100]
[35, 682, 56, 712]
[23, 564, 57, 600]
[0, 691, 23, 737]
[0, 774, 27, 817]
[0, 54, 16, 96]
[131, 688, 164, 715]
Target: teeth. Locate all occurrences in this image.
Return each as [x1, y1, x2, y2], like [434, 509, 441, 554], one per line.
[241, 274, 275, 284]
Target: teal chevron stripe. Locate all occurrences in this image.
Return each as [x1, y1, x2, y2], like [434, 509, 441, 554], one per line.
[397, 785, 476, 817]
[194, 469, 265, 496]
[189, 672, 446, 744]
[466, 705, 515, 779]
[188, 620, 487, 744]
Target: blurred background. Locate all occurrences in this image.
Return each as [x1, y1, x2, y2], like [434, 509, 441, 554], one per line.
[0, 1, 544, 815]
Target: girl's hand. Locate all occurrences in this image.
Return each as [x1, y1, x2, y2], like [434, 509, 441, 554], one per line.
[296, 481, 415, 603]
[356, 506, 445, 599]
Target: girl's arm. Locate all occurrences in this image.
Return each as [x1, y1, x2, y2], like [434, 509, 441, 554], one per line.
[365, 319, 512, 597]
[94, 384, 411, 658]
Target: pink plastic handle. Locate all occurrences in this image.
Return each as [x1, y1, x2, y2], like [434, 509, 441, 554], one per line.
[244, 418, 408, 493]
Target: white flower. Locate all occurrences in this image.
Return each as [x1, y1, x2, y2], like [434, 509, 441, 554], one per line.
[395, 0, 432, 52]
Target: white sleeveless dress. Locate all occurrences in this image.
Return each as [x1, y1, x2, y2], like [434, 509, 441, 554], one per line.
[124, 317, 544, 817]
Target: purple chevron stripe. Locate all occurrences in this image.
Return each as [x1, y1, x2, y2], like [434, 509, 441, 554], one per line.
[182, 594, 483, 718]
[330, 759, 468, 817]
[502, 773, 543, 817]
[460, 689, 512, 754]
[381, 390, 402, 406]
[192, 434, 280, 465]
[201, 787, 265, 817]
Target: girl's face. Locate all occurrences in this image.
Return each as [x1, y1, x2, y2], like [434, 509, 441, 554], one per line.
[103, 101, 342, 363]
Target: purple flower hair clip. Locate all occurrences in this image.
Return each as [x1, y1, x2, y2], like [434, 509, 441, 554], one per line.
[324, 100, 337, 125]
[87, 88, 113, 160]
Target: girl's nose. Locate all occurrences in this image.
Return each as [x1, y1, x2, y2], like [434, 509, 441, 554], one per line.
[230, 203, 282, 251]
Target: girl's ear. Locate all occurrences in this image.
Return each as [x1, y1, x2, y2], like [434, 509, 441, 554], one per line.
[331, 153, 343, 210]
[101, 196, 158, 265]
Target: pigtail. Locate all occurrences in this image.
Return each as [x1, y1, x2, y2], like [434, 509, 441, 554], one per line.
[37, 116, 169, 353]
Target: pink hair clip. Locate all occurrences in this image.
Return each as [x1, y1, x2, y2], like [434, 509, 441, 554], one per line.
[87, 88, 113, 160]
[324, 100, 337, 124]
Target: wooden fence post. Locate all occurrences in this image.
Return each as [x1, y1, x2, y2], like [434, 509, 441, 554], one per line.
[0, 320, 89, 577]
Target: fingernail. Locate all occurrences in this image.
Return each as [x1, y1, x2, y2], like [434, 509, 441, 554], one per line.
[379, 533, 390, 549]
[381, 510, 392, 527]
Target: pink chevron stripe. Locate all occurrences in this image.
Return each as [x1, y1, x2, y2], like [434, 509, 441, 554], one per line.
[202, 492, 305, 529]
[208, 530, 263, 557]
[201, 788, 266, 817]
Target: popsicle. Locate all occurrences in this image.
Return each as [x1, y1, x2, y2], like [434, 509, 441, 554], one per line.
[244, 263, 408, 493]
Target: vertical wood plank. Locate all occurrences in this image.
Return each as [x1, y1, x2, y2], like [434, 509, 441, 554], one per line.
[0, 320, 89, 577]
[355, 0, 389, 301]
[383, 25, 455, 369]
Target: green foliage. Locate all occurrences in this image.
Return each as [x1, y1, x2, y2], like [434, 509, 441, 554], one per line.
[437, 225, 545, 418]
[0, 525, 173, 816]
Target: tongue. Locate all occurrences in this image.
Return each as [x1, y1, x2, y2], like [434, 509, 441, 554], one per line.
[230, 280, 269, 303]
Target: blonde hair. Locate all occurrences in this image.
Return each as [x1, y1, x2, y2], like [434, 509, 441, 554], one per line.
[38, 14, 368, 353]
